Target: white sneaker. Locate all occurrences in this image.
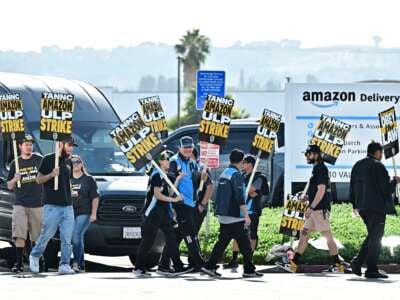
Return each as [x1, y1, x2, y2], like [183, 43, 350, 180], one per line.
[72, 262, 80, 273]
[133, 268, 151, 278]
[29, 255, 39, 273]
[58, 264, 75, 275]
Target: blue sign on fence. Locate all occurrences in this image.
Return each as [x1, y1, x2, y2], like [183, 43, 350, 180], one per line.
[196, 70, 225, 110]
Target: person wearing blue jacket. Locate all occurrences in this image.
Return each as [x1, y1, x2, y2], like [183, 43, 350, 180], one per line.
[203, 149, 263, 278]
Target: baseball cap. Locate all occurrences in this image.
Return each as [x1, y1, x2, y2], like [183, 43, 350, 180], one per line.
[179, 136, 194, 148]
[18, 134, 34, 145]
[304, 144, 321, 154]
[62, 136, 78, 147]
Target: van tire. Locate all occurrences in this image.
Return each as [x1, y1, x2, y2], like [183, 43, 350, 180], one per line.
[129, 253, 161, 269]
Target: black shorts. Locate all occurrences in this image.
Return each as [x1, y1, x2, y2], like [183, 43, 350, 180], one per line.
[249, 214, 260, 240]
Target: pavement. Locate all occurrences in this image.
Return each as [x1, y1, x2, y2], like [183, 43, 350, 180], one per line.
[1, 241, 399, 299]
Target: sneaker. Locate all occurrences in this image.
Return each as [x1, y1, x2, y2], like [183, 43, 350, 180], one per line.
[173, 266, 194, 276]
[12, 263, 24, 273]
[365, 271, 389, 279]
[133, 268, 152, 278]
[323, 263, 345, 273]
[156, 266, 175, 277]
[243, 271, 264, 278]
[72, 262, 80, 273]
[200, 266, 222, 277]
[275, 261, 298, 273]
[350, 260, 362, 277]
[29, 255, 40, 273]
[58, 264, 75, 275]
[223, 260, 239, 269]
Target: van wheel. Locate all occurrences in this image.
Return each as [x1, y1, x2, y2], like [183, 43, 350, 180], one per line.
[129, 253, 161, 269]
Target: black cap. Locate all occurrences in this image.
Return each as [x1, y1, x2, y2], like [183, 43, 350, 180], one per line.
[179, 136, 194, 148]
[305, 144, 321, 154]
[244, 155, 256, 166]
[18, 134, 34, 145]
[62, 136, 78, 147]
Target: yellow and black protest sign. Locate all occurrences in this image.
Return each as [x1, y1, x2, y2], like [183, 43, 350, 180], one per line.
[250, 109, 282, 159]
[138, 96, 168, 139]
[279, 195, 307, 238]
[40, 92, 74, 141]
[109, 111, 164, 170]
[379, 107, 399, 159]
[199, 94, 234, 145]
[0, 93, 25, 140]
[310, 114, 351, 165]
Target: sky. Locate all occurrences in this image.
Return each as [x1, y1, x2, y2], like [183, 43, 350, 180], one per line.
[2, 0, 400, 51]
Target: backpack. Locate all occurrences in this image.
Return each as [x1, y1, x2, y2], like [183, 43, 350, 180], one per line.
[254, 172, 269, 203]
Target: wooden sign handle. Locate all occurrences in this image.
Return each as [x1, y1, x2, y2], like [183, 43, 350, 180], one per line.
[54, 141, 59, 191]
[12, 140, 21, 188]
[245, 151, 261, 198]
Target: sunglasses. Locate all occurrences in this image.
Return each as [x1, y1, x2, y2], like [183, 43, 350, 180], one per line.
[72, 160, 82, 165]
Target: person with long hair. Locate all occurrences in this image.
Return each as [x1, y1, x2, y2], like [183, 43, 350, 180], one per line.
[70, 155, 99, 272]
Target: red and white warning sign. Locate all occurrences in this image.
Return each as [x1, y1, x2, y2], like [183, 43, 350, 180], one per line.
[200, 141, 220, 168]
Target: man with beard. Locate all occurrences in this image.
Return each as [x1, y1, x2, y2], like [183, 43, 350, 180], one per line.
[30, 137, 77, 275]
[281, 145, 346, 273]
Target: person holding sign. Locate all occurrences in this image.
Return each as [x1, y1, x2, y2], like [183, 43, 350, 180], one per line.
[7, 135, 43, 273]
[350, 142, 399, 279]
[224, 155, 268, 269]
[203, 149, 263, 278]
[285, 145, 346, 274]
[158, 136, 214, 276]
[133, 151, 192, 277]
[30, 137, 77, 275]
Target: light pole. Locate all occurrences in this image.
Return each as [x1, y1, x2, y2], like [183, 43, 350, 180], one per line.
[177, 56, 182, 127]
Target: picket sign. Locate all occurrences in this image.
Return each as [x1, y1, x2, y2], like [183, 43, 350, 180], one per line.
[198, 143, 210, 192]
[245, 150, 262, 198]
[391, 148, 400, 197]
[11, 134, 21, 188]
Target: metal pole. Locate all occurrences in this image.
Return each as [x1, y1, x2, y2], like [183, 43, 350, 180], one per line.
[177, 56, 181, 127]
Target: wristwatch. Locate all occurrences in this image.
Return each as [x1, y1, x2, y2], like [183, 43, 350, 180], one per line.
[199, 203, 208, 210]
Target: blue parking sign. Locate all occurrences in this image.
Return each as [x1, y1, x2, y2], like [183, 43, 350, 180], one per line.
[196, 70, 225, 110]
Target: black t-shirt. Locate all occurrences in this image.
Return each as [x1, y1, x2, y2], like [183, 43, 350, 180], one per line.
[308, 162, 331, 210]
[38, 153, 72, 206]
[71, 174, 99, 216]
[145, 172, 170, 213]
[7, 153, 43, 208]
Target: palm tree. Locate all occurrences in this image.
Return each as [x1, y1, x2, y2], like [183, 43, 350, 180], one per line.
[175, 29, 210, 89]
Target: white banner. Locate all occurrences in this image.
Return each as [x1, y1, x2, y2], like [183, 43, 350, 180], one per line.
[285, 83, 400, 196]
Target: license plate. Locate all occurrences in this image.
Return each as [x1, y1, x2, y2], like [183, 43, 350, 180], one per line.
[123, 227, 141, 239]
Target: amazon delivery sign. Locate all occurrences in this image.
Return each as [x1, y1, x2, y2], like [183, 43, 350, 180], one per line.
[285, 83, 400, 196]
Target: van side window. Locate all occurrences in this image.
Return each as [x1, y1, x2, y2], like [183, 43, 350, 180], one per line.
[221, 129, 257, 154]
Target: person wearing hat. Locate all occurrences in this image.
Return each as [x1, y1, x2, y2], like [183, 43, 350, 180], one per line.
[284, 144, 345, 273]
[350, 141, 400, 279]
[30, 136, 77, 275]
[7, 134, 43, 273]
[158, 136, 214, 276]
[133, 150, 192, 277]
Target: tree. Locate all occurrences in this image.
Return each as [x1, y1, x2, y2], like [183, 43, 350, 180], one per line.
[168, 89, 250, 130]
[175, 29, 210, 89]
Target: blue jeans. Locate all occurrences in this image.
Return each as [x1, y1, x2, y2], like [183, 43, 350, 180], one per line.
[31, 204, 75, 266]
[72, 214, 90, 268]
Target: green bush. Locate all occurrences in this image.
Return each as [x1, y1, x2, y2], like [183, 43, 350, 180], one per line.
[182, 204, 400, 265]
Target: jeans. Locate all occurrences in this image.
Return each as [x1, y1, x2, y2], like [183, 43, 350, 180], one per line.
[354, 210, 386, 273]
[205, 221, 255, 273]
[159, 204, 204, 269]
[136, 206, 183, 270]
[31, 204, 75, 266]
[72, 214, 91, 268]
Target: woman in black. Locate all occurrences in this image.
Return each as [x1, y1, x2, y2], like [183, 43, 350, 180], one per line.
[133, 151, 191, 277]
[71, 155, 99, 272]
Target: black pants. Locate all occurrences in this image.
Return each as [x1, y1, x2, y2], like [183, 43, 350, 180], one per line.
[206, 221, 255, 273]
[354, 210, 386, 273]
[135, 206, 183, 270]
[159, 204, 204, 269]
[193, 206, 207, 235]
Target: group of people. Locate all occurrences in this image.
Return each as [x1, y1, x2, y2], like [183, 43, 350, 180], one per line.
[8, 134, 99, 274]
[133, 136, 268, 278]
[7, 133, 398, 280]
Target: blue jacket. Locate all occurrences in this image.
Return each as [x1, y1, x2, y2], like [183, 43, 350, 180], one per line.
[169, 153, 198, 207]
[215, 165, 246, 217]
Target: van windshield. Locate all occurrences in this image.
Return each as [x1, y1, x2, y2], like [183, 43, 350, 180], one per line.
[30, 121, 139, 176]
